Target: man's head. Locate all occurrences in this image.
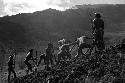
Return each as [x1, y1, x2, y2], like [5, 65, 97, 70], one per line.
[29, 49, 33, 52]
[95, 13, 101, 18]
[58, 38, 66, 45]
[48, 43, 53, 48]
[77, 36, 87, 44]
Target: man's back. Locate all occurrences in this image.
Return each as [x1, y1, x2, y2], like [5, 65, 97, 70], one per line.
[25, 52, 33, 61]
[93, 18, 104, 30]
[59, 44, 68, 53]
[77, 36, 88, 46]
[46, 47, 52, 55]
[8, 55, 14, 67]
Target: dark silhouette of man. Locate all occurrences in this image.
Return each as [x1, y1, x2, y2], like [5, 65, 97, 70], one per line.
[8, 52, 16, 82]
[75, 36, 93, 58]
[24, 49, 34, 73]
[37, 53, 46, 67]
[92, 13, 105, 51]
[45, 43, 54, 67]
[57, 39, 76, 64]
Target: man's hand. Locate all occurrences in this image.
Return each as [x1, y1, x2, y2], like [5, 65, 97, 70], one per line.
[32, 57, 37, 63]
[37, 64, 39, 67]
[12, 65, 15, 69]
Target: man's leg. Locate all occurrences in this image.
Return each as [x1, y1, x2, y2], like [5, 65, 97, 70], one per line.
[25, 61, 32, 72]
[85, 44, 94, 55]
[42, 55, 46, 65]
[37, 54, 44, 66]
[101, 30, 104, 41]
[95, 31, 102, 51]
[57, 53, 61, 65]
[78, 44, 85, 55]
[97, 31, 104, 51]
[75, 48, 82, 58]
[11, 68, 16, 79]
[67, 53, 71, 60]
[28, 63, 32, 72]
[53, 54, 57, 63]
[37, 58, 42, 67]
[45, 56, 49, 67]
[8, 68, 11, 82]
[24, 60, 29, 74]
[93, 34, 98, 53]
[100, 30, 105, 50]
[50, 56, 54, 65]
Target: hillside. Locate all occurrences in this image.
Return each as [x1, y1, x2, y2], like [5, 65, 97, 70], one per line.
[0, 4, 125, 83]
[0, 4, 125, 49]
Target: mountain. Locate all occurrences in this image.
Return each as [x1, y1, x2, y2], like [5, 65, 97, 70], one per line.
[0, 4, 125, 49]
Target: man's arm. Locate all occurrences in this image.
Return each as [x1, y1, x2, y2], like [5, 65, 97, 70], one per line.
[51, 47, 54, 53]
[65, 41, 78, 46]
[30, 53, 36, 63]
[31, 56, 37, 63]
[102, 19, 104, 30]
[92, 19, 96, 33]
[86, 37, 94, 39]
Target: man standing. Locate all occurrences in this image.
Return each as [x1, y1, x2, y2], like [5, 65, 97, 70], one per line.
[24, 49, 34, 74]
[8, 51, 16, 82]
[75, 36, 93, 58]
[37, 53, 46, 67]
[92, 13, 105, 51]
[45, 43, 54, 67]
[57, 39, 76, 64]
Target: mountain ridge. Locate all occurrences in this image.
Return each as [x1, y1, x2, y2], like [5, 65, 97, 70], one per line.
[0, 4, 125, 49]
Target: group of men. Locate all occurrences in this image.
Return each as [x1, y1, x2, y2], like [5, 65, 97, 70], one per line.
[7, 13, 105, 82]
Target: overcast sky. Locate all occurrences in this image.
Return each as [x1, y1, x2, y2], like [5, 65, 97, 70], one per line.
[0, 0, 124, 17]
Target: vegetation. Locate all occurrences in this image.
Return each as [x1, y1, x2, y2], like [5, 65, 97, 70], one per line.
[0, 4, 125, 83]
[13, 48, 125, 83]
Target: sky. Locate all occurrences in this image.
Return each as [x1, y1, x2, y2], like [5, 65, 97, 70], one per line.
[0, 0, 124, 17]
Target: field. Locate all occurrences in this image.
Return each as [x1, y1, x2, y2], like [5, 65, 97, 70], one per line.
[1, 45, 125, 83]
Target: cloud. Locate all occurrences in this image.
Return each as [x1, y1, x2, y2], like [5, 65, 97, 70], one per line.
[0, 0, 124, 16]
[3, 0, 49, 15]
[0, 0, 73, 16]
[70, 0, 124, 4]
[0, 0, 6, 17]
[47, 0, 73, 8]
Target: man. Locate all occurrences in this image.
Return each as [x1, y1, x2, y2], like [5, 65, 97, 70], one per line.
[57, 39, 76, 64]
[75, 36, 93, 58]
[45, 43, 54, 67]
[8, 51, 16, 82]
[37, 53, 46, 67]
[92, 13, 105, 51]
[24, 49, 34, 74]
